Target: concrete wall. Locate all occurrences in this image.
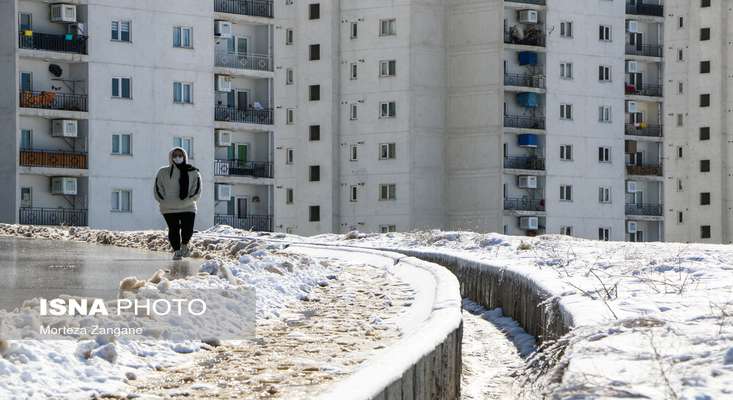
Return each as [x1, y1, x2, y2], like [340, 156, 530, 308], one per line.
[0, 0, 18, 223]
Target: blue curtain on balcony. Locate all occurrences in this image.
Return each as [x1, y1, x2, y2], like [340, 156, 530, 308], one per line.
[518, 134, 539, 148]
[516, 92, 539, 108]
[518, 51, 538, 66]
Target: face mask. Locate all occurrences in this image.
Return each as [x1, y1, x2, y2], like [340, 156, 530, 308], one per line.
[173, 156, 185, 165]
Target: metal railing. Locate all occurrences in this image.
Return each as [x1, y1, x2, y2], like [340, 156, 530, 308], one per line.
[214, 160, 273, 178]
[214, 0, 273, 18]
[504, 30, 546, 47]
[504, 197, 545, 212]
[214, 214, 273, 232]
[504, 156, 545, 171]
[504, 114, 545, 130]
[625, 43, 663, 58]
[626, 83, 663, 98]
[625, 123, 662, 138]
[215, 51, 273, 72]
[215, 106, 273, 125]
[18, 31, 87, 54]
[626, 203, 663, 217]
[19, 90, 88, 112]
[626, 163, 663, 176]
[626, 3, 663, 17]
[19, 149, 88, 169]
[504, 72, 545, 89]
[19, 207, 88, 226]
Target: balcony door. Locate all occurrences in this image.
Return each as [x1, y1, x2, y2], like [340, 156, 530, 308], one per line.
[228, 36, 249, 55]
[227, 143, 248, 167]
[18, 12, 32, 31]
[629, 32, 643, 50]
[20, 187, 32, 208]
[20, 72, 32, 92]
[236, 197, 248, 219]
[629, 72, 643, 90]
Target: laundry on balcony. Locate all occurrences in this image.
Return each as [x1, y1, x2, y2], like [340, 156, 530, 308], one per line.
[516, 92, 540, 108]
[518, 134, 539, 148]
[518, 51, 538, 66]
[20, 91, 56, 108]
[625, 83, 636, 95]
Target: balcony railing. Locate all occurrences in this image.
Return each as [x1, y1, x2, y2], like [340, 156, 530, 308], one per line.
[625, 43, 663, 58]
[214, 160, 273, 178]
[19, 149, 88, 169]
[20, 91, 88, 112]
[18, 32, 87, 55]
[504, 114, 545, 130]
[504, 156, 545, 171]
[504, 72, 545, 89]
[626, 3, 663, 17]
[214, 214, 273, 232]
[215, 106, 273, 125]
[504, 197, 545, 212]
[625, 83, 663, 98]
[19, 207, 87, 226]
[215, 51, 273, 72]
[625, 123, 662, 138]
[626, 203, 663, 217]
[214, 0, 274, 18]
[626, 163, 662, 176]
[504, 30, 546, 47]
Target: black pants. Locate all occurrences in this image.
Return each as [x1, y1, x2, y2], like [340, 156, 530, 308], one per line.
[163, 212, 195, 251]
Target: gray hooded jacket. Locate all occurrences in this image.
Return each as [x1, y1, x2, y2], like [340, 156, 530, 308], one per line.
[153, 147, 202, 214]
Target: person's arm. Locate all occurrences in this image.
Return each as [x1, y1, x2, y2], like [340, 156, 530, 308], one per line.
[153, 170, 165, 202]
[189, 170, 202, 202]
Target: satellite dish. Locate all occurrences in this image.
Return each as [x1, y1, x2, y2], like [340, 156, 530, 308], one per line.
[49, 64, 63, 77]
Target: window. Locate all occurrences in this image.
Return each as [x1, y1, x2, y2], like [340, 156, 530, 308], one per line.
[350, 103, 358, 120]
[173, 137, 193, 158]
[20, 71, 32, 92]
[286, 188, 294, 204]
[379, 19, 396, 36]
[598, 228, 610, 241]
[286, 148, 294, 164]
[598, 146, 611, 163]
[309, 205, 320, 222]
[677, 114, 684, 127]
[700, 159, 711, 172]
[677, 146, 684, 159]
[380, 101, 397, 118]
[560, 144, 573, 161]
[112, 134, 132, 155]
[346, 62, 357, 80]
[173, 26, 193, 48]
[701, 192, 711, 205]
[701, 225, 711, 239]
[173, 82, 193, 104]
[112, 77, 132, 99]
[598, 106, 612, 123]
[700, 127, 710, 140]
[700, 27, 711, 41]
[309, 44, 320, 60]
[702, 0, 711, 7]
[286, 108, 295, 124]
[349, 185, 358, 202]
[20, 129, 32, 149]
[560, 104, 573, 120]
[560, 62, 573, 79]
[286, 68, 294, 85]
[111, 20, 131, 42]
[19, 12, 32, 31]
[309, 3, 320, 20]
[598, 186, 611, 203]
[350, 22, 358, 39]
[349, 145, 358, 161]
[560, 185, 573, 201]
[677, 178, 684, 192]
[380, 143, 396, 160]
[677, 48, 684, 61]
[111, 190, 132, 212]
[285, 29, 294, 45]
[309, 165, 320, 181]
[598, 65, 612, 82]
[678, 16, 684, 28]
[678, 81, 684, 94]
[20, 187, 32, 208]
[700, 94, 710, 107]
[379, 184, 397, 201]
[309, 85, 320, 101]
[700, 61, 711, 73]
[560, 21, 573, 38]
[309, 125, 321, 141]
[560, 226, 573, 236]
[599, 25, 612, 41]
[678, 211, 684, 224]
[380, 60, 397, 77]
[380, 225, 397, 233]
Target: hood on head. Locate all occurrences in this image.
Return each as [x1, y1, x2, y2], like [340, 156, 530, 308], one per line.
[169, 147, 188, 165]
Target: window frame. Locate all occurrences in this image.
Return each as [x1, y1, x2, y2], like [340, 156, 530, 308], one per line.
[111, 133, 132, 155]
[173, 26, 193, 49]
[112, 77, 132, 99]
[111, 20, 132, 42]
[111, 189, 132, 213]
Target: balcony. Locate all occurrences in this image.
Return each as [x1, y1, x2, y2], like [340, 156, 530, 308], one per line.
[625, 44, 663, 58]
[626, 203, 663, 217]
[214, 160, 273, 178]
[626, 3, 663, 17]
[626, 163, 662, 176]
[214, 214, 273, 232]
[19, 207, 87, 226]
[18, 32, 87, 55]
[504, 156, 545, 171]
[214, 0, 273, 18]
[626, 83, 662, 98]
[20, 91, 88, 112]
[215, 106, 273, 125]
[19, 149, 88, 169]
[504, 114, 545, 130]
[504, 197, 545, 212]
[504, 72, 545, 89]
[625, 123, 662, 138]
[504, 29, 546, 47]
[215, 51, 273, 72]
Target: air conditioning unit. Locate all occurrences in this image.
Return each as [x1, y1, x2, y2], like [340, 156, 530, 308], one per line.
[52, 120, 78, 138]
[626, 61, 639, 73]
[626, 181, 638, 193]
[626, 20, 638, 33]
[520, 216, 539, 231]
[216, 184, 232, 201]
[215, 130, 232, 147]
[627, 221, 638, 234]
[50, 4, 77, 23]
[517, 175, 538, 189]
[51, 177, 78, 195]
[216, 75, 232, 92]
[518, 10, 539, 24]
[626, 101, 638, 113]
[214, 21, 233, 38]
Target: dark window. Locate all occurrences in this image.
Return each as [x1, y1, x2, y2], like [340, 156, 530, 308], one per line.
[700, 94, 710, 107]
[309, 3, 320, 20]
[701, 28, 711, 41]
[701, 192, 711, 205]
[701, 0, 711, 7]
[700, 61, 711, 73]
[700, 160, 711, 172]
[309, 85, 320, 101]
[309, 44, 320, 61]
[700, 127, 710, 140]
[309, 125, 321, 141]
[309, 165, 320, 181]
[309, 205, 320, 222]
[701, 225, 711, 239]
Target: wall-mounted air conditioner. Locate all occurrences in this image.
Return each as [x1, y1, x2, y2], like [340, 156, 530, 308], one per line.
[214, 21, 233, 38]
[626, 101, 638, 113]
[626, 181, 638, 193]
[52, 120, 78, 138]
[518, 10, 539, 24]
[517, 175, 538, 189]
[215, 130, 232, 147]
[626, 20, 638, 33]
[626, 61, 639, 73]
[51, 177, 78, 195]
[216, 75, 232, 92]
[520, 216, 539, 230]
[50, 4, 77, 23]
[627, 221, 638, 234]
[216, 184, 232, 201]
